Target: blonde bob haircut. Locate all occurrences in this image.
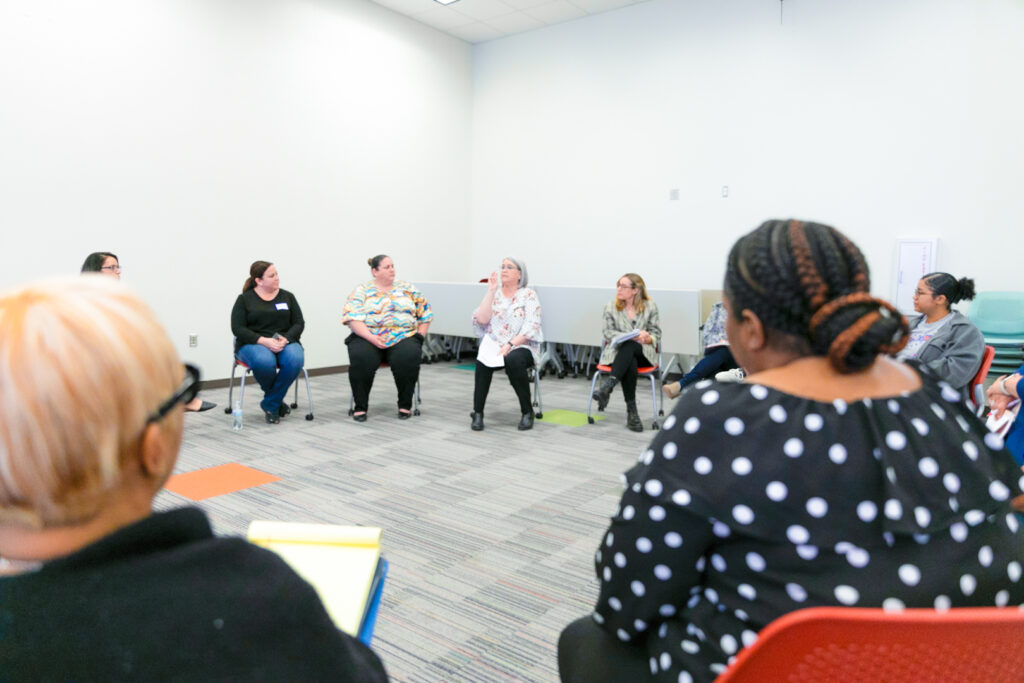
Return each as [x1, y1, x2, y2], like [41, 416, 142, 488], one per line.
[0, 277, 182, 529]
[614, 273, 650, 313]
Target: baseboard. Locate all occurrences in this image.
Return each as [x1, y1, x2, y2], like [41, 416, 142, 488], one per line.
[201, 365, 349, 390]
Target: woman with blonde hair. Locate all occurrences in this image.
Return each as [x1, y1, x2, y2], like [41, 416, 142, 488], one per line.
[592, 273, 661, 432]
[0, 278, 386, 680]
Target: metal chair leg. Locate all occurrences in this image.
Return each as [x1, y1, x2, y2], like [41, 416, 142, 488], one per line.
[302, 368, 314, 420]
[649, 373, 659, 430]
[225, 360, 238, 414]
[586, 370, 602, 424]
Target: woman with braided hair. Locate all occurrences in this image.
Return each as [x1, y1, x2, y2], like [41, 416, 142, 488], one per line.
[559, 219, 1024, 683]
[896, 271, 985, 394]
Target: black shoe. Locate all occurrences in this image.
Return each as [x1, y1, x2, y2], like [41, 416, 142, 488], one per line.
[398, 410, 411, 420]
[592, 377, 617, 411]
[264, 410, 280, 424]
[518, 412, 534, 431]
[186, 400, 217, 413]
[625, 401, 643, 432]
[353, 412, 367, 423]
[278, 404, 291, 418]
[470, 411, 484, 431]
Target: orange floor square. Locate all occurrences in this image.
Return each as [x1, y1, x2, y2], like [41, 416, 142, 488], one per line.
[165, 463, 281, 501]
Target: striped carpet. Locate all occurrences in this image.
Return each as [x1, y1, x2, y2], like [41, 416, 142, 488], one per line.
[156, 361, 665, 681]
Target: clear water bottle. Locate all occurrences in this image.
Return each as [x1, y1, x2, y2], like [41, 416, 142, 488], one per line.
[232, 401, 243, 431]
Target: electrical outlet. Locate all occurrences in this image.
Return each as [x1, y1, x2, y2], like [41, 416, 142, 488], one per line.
[669, 188, 680, 200]
[721, 185, 729, 198]
[188, 333, 198, 347]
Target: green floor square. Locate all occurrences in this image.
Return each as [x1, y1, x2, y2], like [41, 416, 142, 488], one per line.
[452, 363, 476, 371]
[536, 408, 604, 427]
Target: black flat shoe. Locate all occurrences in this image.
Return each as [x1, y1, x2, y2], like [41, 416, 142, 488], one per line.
[518, 412, 534, 431]
[398, 410, 411, 420]
[264, 410, 280, 424]
[470, 411, 484, 431]
[353, 413, 367, 423]
[186, 400, 217, 413]
[278, 404, 291, 417]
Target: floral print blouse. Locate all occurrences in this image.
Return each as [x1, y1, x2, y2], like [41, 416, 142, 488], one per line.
[472, 287, 544, 365]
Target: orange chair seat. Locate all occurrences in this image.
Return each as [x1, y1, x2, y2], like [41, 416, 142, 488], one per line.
[596, 364, 657, 374]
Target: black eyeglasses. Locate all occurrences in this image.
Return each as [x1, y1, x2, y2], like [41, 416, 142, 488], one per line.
[147, 364, 201, 424]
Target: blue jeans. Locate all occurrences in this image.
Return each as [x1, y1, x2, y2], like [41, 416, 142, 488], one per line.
[236, 342, 304, 414]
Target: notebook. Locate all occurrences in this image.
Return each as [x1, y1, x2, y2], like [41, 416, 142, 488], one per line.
[247, 521, 383, 637]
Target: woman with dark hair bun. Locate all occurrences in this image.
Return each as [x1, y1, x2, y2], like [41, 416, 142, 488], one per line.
[559, 219, 1024, 682]
[896, 271, 985, 393]
[230, 260, 305, 424]
[342, 254, 432, 422]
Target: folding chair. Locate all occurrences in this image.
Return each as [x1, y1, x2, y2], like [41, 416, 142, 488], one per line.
[716, 606, 1024, 682]
[224, 355, 314, 421]
[968, 344, 996, 416]
[586, 341, 663, 429]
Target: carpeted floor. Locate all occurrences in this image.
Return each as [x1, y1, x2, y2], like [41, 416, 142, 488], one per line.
[155, 361, 668, 681]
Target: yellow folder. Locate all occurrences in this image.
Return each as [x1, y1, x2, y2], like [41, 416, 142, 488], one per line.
[247, 521, 382, 636]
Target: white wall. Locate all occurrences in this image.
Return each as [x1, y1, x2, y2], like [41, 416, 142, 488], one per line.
[0, 0, 473, 378]
[470, 0, 1024, 302]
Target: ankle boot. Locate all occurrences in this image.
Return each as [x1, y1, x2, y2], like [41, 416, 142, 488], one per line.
[470, 411, 485, 431]
[625, 401, 643, 432]
[592, 376, 618, 411]
[518, 412, 534, 431]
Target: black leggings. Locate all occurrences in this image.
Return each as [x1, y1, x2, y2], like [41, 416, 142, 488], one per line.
[607, 339, 653, 402]
[558, 616, 651, 682]
[346, 334, 422, 412]
[473, 347, 533, 415]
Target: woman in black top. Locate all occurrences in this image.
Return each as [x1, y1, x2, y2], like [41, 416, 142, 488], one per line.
[231, 261, 305, 424]
[0, 277, 386, 681]
[559, 219, 1024, 682]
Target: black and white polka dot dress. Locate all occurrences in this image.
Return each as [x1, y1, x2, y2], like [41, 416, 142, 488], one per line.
[592, 372, 1024, 682]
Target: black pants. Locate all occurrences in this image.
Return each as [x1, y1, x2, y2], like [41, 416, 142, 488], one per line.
[607, 339, 652, 403]
[346, 334, 421, 412]
[473, 347, 533, 415]
[558, 616, 651, 683]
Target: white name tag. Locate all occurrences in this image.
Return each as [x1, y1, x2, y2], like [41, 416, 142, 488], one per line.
[275, 303, 289, 311]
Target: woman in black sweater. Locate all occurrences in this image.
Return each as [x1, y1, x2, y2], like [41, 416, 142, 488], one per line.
[231, 260, 305, 424]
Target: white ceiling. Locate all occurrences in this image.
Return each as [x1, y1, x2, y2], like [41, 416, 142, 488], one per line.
[370, 0, 647, 43]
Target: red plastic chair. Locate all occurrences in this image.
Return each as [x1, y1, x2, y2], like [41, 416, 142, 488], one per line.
[968, 344, 996, 415]
[586, 341, 663, 429]
[715, 606, 1024, 683]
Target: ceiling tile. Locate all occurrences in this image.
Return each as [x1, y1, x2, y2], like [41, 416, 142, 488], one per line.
[570, 0, 634, 15]
[486, 11, 546, 34]
[450, 0, 517, 21]
[412, 4, 478, 30]
[374, 0, 436, 16]
[499, 0, 554, 11]
[523, 0, 586, 24]
[445, 21, 506, 42]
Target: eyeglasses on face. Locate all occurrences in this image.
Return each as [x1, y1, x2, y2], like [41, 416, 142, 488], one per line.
[912, 289, 932, 298]
[617, 283, 636, 290]
[500, 264, 519, 271]
[101, 265, 121, 272]
[147, 364, 201, 424]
